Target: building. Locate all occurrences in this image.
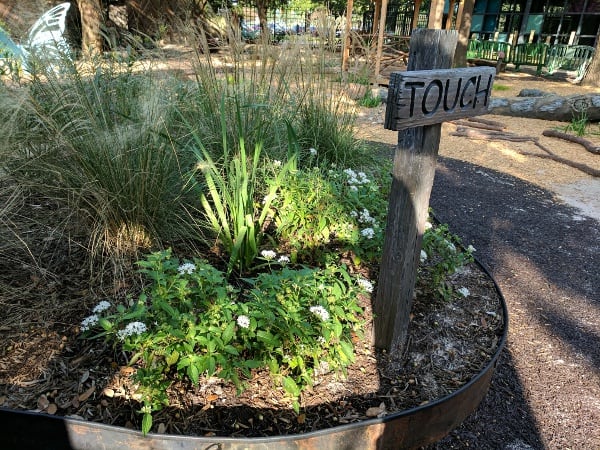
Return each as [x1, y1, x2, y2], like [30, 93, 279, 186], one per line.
[370, 0, 599, 47]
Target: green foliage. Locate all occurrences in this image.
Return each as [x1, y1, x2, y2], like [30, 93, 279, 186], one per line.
[273, 166, 388, 265]
[420, 223, 475, 301]
[358, 88, 381, 108]
[559, 110, 590, 137]
[80, 248, 365, 433]
[187, 100, 298, 275]
[492, 84, 510, 91]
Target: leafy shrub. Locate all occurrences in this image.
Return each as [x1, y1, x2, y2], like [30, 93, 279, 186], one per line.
[81, 249, 365, 434]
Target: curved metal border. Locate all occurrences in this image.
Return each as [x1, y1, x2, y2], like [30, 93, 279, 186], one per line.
[0, 257, 508, 450]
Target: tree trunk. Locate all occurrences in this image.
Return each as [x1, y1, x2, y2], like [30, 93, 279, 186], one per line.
[582, 40, 600, 88]
[77, 0, 103, 56]
[256, 0, 268, 42]
[454, 0, 475, 67]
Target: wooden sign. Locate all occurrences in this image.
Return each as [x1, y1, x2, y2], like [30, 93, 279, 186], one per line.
[385, 67, 496, 131]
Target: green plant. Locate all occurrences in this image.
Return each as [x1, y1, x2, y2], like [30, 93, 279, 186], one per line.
[420, 222, 475, 301]
[187, 99, 297, 275]
[80, 248, 365, 434]
[274, 165, 389, 266]
[492, 84, 510, 91]
[559, 110, 589, 137]
[0, 59, 202, 265]
[358, 88, 381, 108]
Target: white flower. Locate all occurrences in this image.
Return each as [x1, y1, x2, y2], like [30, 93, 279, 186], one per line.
[309, 147, 317, 155]
[420, 250, 428, 263]
[92, 300, 111, 314]
[458, 287, 470, 297]
[273, 160, 282, 167]
[446, 241, 457, 253]
[309, 305, 330, 321]
[467, 245, 476, 253]
[277, 255, 290, 264]
[424, 221, 433, 230]
[178, 262, 196, 275]
[317, 336, 326, 344]
[357, 278, 374, 293]
[237, 315, 250, 329]
[81, 314, 99, 332]
[350, 185, 358, 192]
[116, 321, 147, 341]
[260, 250, 277, 260]
[361, 227, 375, 239]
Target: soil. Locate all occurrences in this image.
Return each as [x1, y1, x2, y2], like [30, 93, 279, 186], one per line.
[1, 57, 599, 448]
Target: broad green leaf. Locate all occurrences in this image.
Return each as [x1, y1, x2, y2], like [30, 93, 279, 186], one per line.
[165, 350, 179, 367]
[222, 321, 235, 344]
[282, 376, 301, 397]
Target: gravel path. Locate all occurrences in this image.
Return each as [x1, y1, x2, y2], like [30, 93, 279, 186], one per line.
[428, 156, 600, 449]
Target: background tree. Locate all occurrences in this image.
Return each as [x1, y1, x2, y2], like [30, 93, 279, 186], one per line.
[77, 0, 103, 56]
[582, 39, 600, 88]
[453, 0, 475, 67]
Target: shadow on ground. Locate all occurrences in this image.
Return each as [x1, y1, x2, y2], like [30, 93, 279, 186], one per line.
[427, 155, 600, 449]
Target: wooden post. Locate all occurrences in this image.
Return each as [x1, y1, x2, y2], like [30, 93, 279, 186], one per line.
[445, 0, 456, 29]
[374, 29, 458, 352]
[341, 0, 354, 73]
[428, 0, 445, 29]
[374, 0, 390, 84]
[412, 0, 422, 30]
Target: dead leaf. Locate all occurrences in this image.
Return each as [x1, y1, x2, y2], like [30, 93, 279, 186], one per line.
[80, 370, 90, 384]
[365, 402, 386, 417]
[119, 366, 135, 376]
[206, 394, 219, 403]
[37, 395, 50, 411]
[78, 383, 95, 402]
[102, 388, 115, 398]
[297, 413, 306, 424]
[157, 423, 167, 434]
[46, 403, 58, 415]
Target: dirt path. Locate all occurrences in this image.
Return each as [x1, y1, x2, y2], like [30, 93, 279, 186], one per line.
[356, 71, 600, 449]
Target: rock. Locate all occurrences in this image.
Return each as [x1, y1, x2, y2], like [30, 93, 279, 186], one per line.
[517, 89, 550, 97]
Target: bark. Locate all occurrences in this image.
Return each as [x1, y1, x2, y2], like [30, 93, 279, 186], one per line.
[454, 0, 475, 67]
[77, 0, 103, 56]
[489, 93, 600, 121]
[582, 39, 600, 88]
[542, 129, 600, 155]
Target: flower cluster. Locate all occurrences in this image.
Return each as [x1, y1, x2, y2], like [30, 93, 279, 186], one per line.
[420, 250, 428, 263]
[237, 315, 250, 329]
[81, 314, 99, 332]
[260, 250, 277, 260]
[457, 287, 470, 297]
[177, 262, 196, 275]
[92, 300, 111, 314]
[260, 249, 290, 265]
[356, 277, 374, 293]
[81, 300, 114, 331]
[350, 208, 380, 240]
[343, 168, 370, 187]
[116, 321, 148, 341]
[309, 305, 330, 321]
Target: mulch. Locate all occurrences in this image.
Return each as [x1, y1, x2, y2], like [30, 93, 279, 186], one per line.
[426, 156, 600, 449]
